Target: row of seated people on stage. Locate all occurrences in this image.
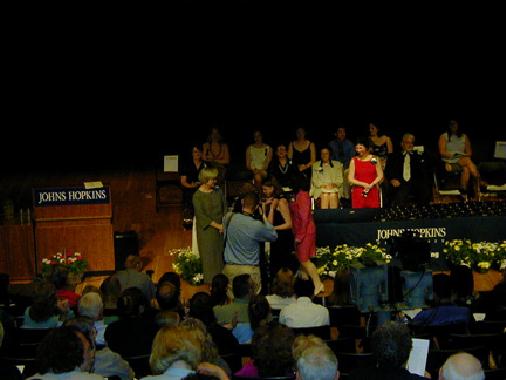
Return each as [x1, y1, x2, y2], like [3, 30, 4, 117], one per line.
[2, 261, 502, 379]
[180, 120, 480, 213]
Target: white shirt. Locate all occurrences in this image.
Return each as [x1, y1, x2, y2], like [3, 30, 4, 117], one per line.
[266, 295, 297, 310]
[279, 297, 329, 328]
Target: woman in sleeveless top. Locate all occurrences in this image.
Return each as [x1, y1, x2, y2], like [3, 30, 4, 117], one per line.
[438, 119, 479, 192]
[368, 122, 392, 169]
[348, 138, 384, 208]
[288, 127, 316, 186]
[246, 130, 273, 187]
[261, 181, 297, 287]
[203, 127, 230, 182]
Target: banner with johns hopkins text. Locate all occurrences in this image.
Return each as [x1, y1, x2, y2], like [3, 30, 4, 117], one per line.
[33, 187, 110, 207]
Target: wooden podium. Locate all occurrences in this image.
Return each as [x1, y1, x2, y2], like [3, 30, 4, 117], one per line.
[33, 186, 115, 273]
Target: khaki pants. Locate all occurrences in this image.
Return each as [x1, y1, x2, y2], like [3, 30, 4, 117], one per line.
[223, 263, 261, 298]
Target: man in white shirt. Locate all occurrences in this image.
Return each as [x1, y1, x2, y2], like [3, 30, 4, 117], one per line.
[279, 277, 329, 328]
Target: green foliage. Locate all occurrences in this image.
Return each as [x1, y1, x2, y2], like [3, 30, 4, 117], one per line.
[315, 243, 391, 274]
[170, 247, 204, 285]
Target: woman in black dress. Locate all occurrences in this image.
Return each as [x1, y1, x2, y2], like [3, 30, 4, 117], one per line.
[288, 127, 316, 186]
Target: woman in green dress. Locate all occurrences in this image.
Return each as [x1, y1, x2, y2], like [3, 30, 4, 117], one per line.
[192, 166, 226, 283]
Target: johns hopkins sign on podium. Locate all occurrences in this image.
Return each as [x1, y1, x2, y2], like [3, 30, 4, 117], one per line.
[33, 187, 110, 207]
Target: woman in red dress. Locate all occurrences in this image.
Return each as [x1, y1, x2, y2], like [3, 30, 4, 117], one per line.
[290, 175, 324, 295]
[348, 138, 383, 208]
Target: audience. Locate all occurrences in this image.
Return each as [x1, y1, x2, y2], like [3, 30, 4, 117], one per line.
[235, 323, 295, 378]
[439, 352, 485, 380]
[279, 277, 329, 328]
[78, 291, 106, 346]
[155, 310, 181, 328]
[266, 268, 296, 310]
[156, 280, 186, 319]
[210, 274, 230, 307]
[295, 339, 339, 380]
[188, 292, 239, 356]
[100, 275, 122, 312]
[311, 147, 344, 209]
[115, 255, 156, 303]
[65, 317, 135, 380]
[26, 325, 103, 380]
[349, 321, 427, 379]
[248, 295, 272, 331]
[51, 265, 81, 309]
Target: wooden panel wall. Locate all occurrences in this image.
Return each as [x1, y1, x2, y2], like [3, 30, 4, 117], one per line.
[35, 219, 114, 272]
[0, 224, 36, 281]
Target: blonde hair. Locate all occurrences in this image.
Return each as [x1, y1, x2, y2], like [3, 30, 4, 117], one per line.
[292, 335, 327, 361]
[150, 326, 201, 374]
[180, 317, 219, 363]
[78, 292, 104, 320]
[198, 167, 219, 184]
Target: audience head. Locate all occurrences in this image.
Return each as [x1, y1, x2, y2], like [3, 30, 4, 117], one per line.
[210, 273, 229, 307]
[117, 287, 148, 317]
[252, 323, 295, 378]
[100, 275, 121, 309]
[189, 291, 216, 326]
[272, 268, 294, 298]
[36, 326, 93, 374]
[293, 335, 327, 361]
[155, 310, 180, 328]
[64, 317, 97, 351]
[432, 273, 452, 305]
[248, 295, 271, 330]
[156, 281, 180, 311]
[81, 284, 101, 296]
[294, 277, 315, 299]
[150, 326, 201, 374]
[296, 342, 338, 380]
[371, 321, 412, 370]
[180, 317, 219, 364]
[292, 173, 311, 193]
[78, 291, 104, 321]
[158, 272, 182, 291]
[51, 264, 70, 290]
[232, 274, 253, 300]
[124, 255, 143, 272]
[440, 352, 485, 380]
[29, 282, 57, 322]
[450, 265, 474, 302]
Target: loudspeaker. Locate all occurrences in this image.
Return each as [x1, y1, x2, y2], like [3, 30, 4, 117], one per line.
[114, 231, 139, 271]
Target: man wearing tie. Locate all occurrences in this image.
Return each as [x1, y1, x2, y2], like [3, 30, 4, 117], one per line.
[384, 133, 432, 206]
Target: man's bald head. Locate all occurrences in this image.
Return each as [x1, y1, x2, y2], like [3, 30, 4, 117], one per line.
[440, 352, 484, 380]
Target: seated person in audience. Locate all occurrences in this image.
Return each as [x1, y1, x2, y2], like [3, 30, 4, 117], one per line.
[155, 310, 180, 328]
[0, 321, 22, 380]
[329, 125, 355, 201]
[349, 321, 428, 380]
[384, 133, 432, 206]
[180, 145, 207, 221]
[115, 255, 156, 304]
[100, 275, 122, 312]
[22, 282, 73, 328]
[180, 317, 232, 378]
[235, 322, 295, 379]
[439, 352, 485, 380]
[410, 274, 472, 327]
[210, 273, 230, 307]
[143, 325, 228, 380]
[326, 270, 353, 306]
[240, 295, 272, 345]
[104, 287, 157, 358]
[266, 268, 297, 310]
[295, 338, 339, 380]
[213, 274, 253, 327]
[268, 143, 298, 191]
[279, 277, 329, 328]
[156, 280, 185, 319]
[246, 129, 273, 187]
[438, 119, 480, 195]
[78, 292, 107, 347]
[65, 317, 135, 380]
[188, 292, 239, 357]
[26, 325, 103, 380]
[311, 147, 344, 209]
[51, 264, 81, 309]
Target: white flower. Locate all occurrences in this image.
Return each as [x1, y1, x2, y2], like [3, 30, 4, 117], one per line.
[42, 258, 51, 264]
[74, 252, 81, 257]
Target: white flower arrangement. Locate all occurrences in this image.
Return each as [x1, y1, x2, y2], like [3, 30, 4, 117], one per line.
[169, 247, 204, 285]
